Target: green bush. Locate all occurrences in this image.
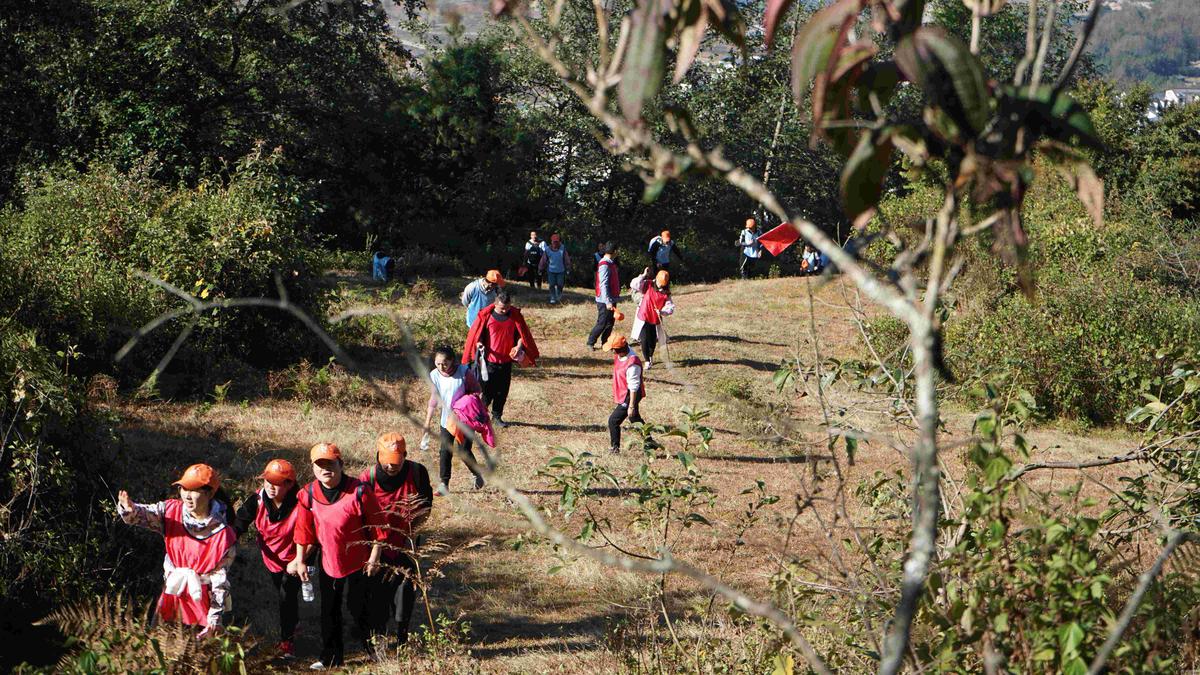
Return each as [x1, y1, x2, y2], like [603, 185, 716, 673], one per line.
[0, 147, 324, 388]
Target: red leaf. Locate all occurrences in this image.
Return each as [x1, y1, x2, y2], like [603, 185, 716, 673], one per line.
[764, 0, 793, 49]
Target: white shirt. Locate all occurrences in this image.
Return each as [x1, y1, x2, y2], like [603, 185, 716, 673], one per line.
[619, 353, 642, 397]
[430, 365, 470, 428]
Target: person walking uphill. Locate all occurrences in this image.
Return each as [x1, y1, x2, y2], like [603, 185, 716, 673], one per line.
[647, 230, 684, 272]
[587, 242, 621, 351]
[462, 289, 540, 428]
[523, 231, 548, 289]
[117, 464, 236, 637]
[461, 270, 504, 328]
[604, 335, 645, 454]
[361, 433, 433, 646]
[539, 234, 571, 304]
[737, 218, 765, 279]
[290, 443, 387, 670]
[234, 459, 304, 659]
[423, 346, 487, 491]
[630, 269, 675, 369]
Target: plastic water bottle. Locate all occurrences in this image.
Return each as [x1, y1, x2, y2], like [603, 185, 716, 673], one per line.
[301, 566, 316, 602]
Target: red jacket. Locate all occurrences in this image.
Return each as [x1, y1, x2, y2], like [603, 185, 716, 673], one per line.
[295, 477, 386, 578]
[463, 305, 540, 366]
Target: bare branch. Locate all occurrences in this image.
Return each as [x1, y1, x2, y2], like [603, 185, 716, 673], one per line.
[1053, 0, 1102, 93]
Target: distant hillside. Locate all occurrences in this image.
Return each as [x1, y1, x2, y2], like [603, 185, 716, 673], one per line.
[1089, 0, 1200, 88]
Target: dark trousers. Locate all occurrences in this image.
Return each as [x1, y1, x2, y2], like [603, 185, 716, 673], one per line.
[318, 566, 369, 666]
[587, 303, 615, 347]
[481, 360, 513, 419]
[640, 322, 658, 362]
[439, 427, 480, 487]
[269, 570, 301, 642]
[608, 396, 644, 449]
[370, 554, 419, 643]
[740, 255, 758, 279]
[653, 261, 671, 272]
[526, 266, 542, 288]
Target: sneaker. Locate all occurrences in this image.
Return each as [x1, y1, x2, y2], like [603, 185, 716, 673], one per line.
[277, 640, 294, 659]
[310, 661, 327, 671]
[644, 359, 652, 371]
[609, 446, 620, 455]
[474, 474, 485, 490]
[549, 298, 557, 305]
[494, 416, 508, 428]
[435, 482, 449, 496]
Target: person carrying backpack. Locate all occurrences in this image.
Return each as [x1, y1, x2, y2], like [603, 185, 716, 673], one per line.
[604, 335, 645, 454]
[647, 230, 684, 272]
[360, 433, 433, 647]
[117, 464, 237, 637]
[460, 270, 504, 328]
[586, 242, 621, 351]
[289, 443, 387, 670]
[737, 218, 764, 279]
[523, 231, 548, 289]
[233, 459, 304, 659]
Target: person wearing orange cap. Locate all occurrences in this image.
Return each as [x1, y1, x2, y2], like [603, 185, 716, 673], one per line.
[360, 433, 433, 646]
[233, 458, 303, 658]
[604, 335, 645, 454]
[538, 233, 572, 304]
[647, 230, 684, 272]
[117, 464, 237, 635]
[290, 442, 387, 669]
[460, 270, 505, 328]
[462, 288, 540, 428]
[737, 218, 765, 279]
[629, 268, 675, 370]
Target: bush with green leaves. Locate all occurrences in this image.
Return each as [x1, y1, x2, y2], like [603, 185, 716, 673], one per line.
[0, 147, 324, 388]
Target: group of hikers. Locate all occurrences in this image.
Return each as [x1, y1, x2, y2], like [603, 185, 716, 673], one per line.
[120, 218, 833, 666]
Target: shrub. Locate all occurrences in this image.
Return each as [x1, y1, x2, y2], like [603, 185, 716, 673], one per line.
[0, 147, 324, 389]
[266, 358, 381, 408]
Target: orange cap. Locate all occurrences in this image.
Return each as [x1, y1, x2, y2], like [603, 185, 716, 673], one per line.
[613, 309, 625, 322]
[661, 230, 671, 242]
[745, 218, 756, 229]
[173, 464, 221, 491]
[603, 334, 628, 351]
[259, 459, 296, 485]
[485, 270, 505, 286]
[375, 432, 407, 464]
[309, 442, 342, 463]
[655, 270, 670, 287]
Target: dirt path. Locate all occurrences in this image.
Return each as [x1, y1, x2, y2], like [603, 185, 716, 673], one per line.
[115, 274, 1139, 672]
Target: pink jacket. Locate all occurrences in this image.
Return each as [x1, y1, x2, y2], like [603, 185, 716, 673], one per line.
[452, 394, 496, 448]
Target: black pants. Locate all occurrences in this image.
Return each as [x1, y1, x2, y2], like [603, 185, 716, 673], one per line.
[587, 303, 615, 347]
[439, 426, 480, 487]
[740, 255, 758, 279]
[608, 396, 644, 449]
[653, 261, 671, 272]
[269, 570, 301, 642]
[526, 265, 542, 288]
[481, 360, 513, 419]
[640, 322, 658, 362]
[369, 554, 419, 643]
[318, 566, 370, 666]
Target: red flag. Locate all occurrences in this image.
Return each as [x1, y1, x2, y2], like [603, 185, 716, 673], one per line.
[757, 222, 801, 256]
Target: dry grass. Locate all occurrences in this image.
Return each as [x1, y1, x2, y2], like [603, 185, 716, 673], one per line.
[113, 274, 1145, 671]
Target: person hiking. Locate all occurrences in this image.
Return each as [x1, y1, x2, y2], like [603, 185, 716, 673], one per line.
[604, 335, 645, 454]
[523, 231, 547, 289]
[360, 433, 433, 647]
[233, 459, 304, 659]
[539, 234, 571, 304]
[290, 443, 387, 670]
[587, 242, 620, 351]
[647, 230, 684, 272]
[629, 268, 675, 370]
[593, 241, 605, 271]
[462, 289, 540, 428]
[460, 270, 505, 328]
[422, 346, 486, 492]
[800, 243, 822, 276]
[737, 218, 764, 279]
[117, 464, 237, 637]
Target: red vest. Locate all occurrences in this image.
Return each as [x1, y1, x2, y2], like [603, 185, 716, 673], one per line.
[360, 465, 423, 564]
[297, 478, 376, 579]
[612, 353, 646, 404]
[254, 491, 301, 574]
[595, 259, 619, 299]
[158, 500, 236, 626]
[483, 313, 518, 364]
[637, 286, 669, 325]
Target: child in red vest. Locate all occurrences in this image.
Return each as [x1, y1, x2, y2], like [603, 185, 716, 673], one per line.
[604, 335, 645, 454]
[234, 458, 303, 659]
[290, 443, 387, 670]
[117, 463, 237, 637]
[630, 269, 675, 369]
[361, 432, 433, 645]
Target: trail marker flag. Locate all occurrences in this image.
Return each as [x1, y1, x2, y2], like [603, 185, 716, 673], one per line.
[758, 222, 801, 256]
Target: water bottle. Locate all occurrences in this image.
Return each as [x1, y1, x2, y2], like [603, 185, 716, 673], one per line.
[301, 566, 316, 602]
